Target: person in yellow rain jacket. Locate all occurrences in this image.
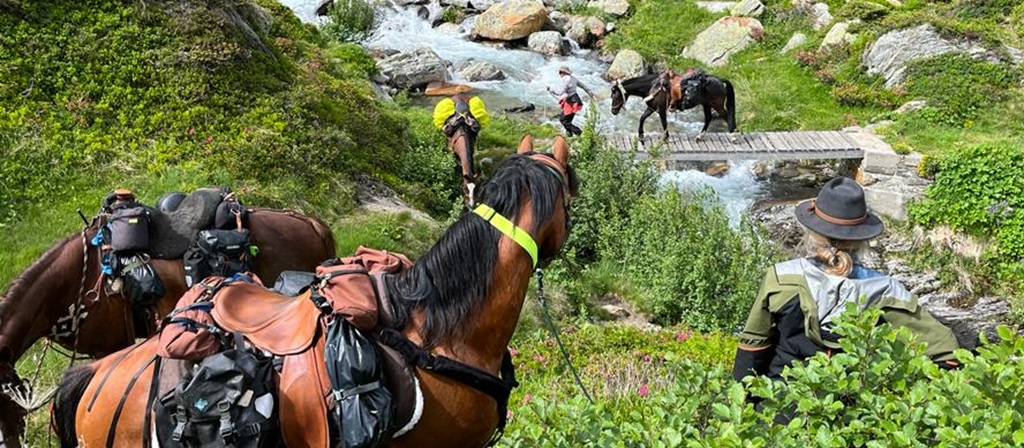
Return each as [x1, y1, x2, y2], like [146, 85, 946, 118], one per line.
[433, 94, 490, 137]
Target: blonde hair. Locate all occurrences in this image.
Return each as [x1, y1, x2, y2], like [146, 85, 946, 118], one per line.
[803, 231, 870, 277]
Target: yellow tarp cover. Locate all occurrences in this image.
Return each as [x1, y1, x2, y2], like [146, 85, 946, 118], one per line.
[432, 96, 490, 129]
[432, 98, 455, 129]
[468, 96, 490, 127]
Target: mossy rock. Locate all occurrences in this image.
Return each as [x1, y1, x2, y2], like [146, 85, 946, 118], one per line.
[837, 0, 889, 22]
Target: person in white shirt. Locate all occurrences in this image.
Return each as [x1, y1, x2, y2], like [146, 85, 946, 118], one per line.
[546, 66, 593, 136]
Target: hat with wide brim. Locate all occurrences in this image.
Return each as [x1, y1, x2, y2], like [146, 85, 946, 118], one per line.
[795, 176, 884, 241]
[558, 66, 571, 75]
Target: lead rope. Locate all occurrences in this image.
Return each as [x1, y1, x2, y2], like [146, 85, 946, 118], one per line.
[534, 269, 593, 404]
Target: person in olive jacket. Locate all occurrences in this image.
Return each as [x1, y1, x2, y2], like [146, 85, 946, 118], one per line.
[733, 177, 960, 385]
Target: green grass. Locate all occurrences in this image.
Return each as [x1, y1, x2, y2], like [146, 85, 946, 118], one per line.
[331, 211, 443, 259]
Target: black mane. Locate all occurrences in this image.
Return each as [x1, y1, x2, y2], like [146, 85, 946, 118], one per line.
[385, 153, 573, 348]
[620, 73, 660, 96]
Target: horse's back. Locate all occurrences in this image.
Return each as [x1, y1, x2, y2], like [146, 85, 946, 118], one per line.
[247, 209, 336, 282]
[76, 338, 161, 448]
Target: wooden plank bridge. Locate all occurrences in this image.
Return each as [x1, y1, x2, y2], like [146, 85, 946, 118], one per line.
[609, 131, 865, 161]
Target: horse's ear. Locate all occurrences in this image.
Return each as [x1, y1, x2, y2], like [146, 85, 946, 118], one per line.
[517, 134, 534, 154]
[552, 136, 569, 167]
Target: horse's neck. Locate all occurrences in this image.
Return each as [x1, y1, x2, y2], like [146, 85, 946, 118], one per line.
[0, 237, 86, 360]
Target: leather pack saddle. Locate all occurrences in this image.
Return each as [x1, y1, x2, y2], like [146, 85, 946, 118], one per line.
[208, 280, 420, 448]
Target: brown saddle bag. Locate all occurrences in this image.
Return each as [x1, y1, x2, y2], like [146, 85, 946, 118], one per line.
[310, 246, 412, 331]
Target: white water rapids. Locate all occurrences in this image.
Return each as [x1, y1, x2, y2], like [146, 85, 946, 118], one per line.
[277, 0, 768, 222]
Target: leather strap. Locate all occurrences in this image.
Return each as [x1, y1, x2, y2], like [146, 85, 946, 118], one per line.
[473, 204, 539, 268]
[810, 200, 867, 225]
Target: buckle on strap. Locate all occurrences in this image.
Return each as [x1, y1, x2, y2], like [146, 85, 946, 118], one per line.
[473, 204, 539, 268]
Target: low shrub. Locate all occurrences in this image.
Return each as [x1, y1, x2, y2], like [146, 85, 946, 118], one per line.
[322, 0, 378, 43]
[904, 53, 1022, 126]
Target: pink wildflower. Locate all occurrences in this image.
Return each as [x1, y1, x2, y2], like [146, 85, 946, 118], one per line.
[676, 331, 692, 342]
[509, 348, 519, 357]
[638, 384, 650, 397]
[522, 394, 532, 405]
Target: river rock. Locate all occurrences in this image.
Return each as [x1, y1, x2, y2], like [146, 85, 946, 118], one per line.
[682, 16, 765, 67]
[731, 0, 765, 17]
[604, 49, 646, 80]
[862, 173, 929, 221]
[458, 60, 506, 81]
[863, 25, 1003, 88]
[565, 15, 605, 46]
[527, 30, 568, 55]
[589, 0, 630, 16]
[472, 0, 548, 41]
[1005, 45, 1023, 65]
[695, 1, 737, 13]
[376, 48, 449, 89]
[781, 32, 807, 53]
[366, 45, 400, 60]
[548, 11, 570, 32]
[435, 22, 463, 34]
[424, 81, 474, 96]
[809, 3, 832, 30]
[820, 20, 857, 48]
[705, 162, 731, 177]
[470, 0, 502, 10]
[441, 0, 471, 7]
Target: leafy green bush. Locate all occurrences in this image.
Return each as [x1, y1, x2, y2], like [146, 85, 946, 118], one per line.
[322, 0, 378, 43]
[910, 142, 1024, 299]
[552, 114, 779, 330]
[904, 53, 1022, 126]
[504, 306, 1024, 447]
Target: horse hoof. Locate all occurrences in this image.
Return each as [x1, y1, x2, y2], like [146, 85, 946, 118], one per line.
[729, 133, 740, 143]
[695, 133, 706, 142]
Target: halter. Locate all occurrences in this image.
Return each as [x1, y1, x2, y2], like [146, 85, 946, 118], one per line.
[472, 154, 572, 269]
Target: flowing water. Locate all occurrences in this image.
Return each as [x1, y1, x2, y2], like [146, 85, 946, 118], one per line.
[277, 0, 797, 222]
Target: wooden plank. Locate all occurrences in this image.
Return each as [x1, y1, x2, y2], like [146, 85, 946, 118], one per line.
[833, 131, 857, 149]
[802, 132, 825, 151]
[766, 132, 790, 153]
[780, 132, 802, 152]
[754, 132, 775, 154]
[789, 132, 812, 152]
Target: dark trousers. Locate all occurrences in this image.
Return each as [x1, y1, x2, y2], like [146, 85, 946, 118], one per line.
[559, 94, 583, 136]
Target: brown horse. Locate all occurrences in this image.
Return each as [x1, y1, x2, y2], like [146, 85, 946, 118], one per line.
[53, 135, 576, 448]
[0, 208, 334, 446]
[441, 95, 483, 207]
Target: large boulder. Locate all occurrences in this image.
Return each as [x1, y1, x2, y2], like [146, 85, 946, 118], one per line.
[458, 60, 507, 81]
[527, 30, 569, 55]
[470, 0, 502, 10]
[820, 20, 857, 49]
[863, 24, 1003, 88]
[681, 16, 765, 67]
[472, 0, 548, 41]
[588, 0, 630, 16]
[543, 0, 585, 7]
[731, 0, 765, 17]
[604, 49, 646, 80]
[376, 48, 449, 89]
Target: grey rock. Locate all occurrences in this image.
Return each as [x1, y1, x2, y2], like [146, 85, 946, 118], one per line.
[820, 20, 857, 48]
[441, 0, 471, 7]
[459, 60, 507, 81]
[895, 100, 928, 114]
[376, 48, 449, 89]
[863, 24, 1003, 88]
[781, 32, 807, 53]
[862, 173, 930, 221]
[599, 304, 632, 319]
[527, 30, 569, 55]
[435, 22, 464, 34]
[731, 0, 764, 17]
[469, 0, 502, 10]
[547, 11, 570, 33]
[543, 0, 585, 7]
[588, 0, 629, 16]
[604, 49, 646, 80]
[809, 3, 832, 30]
[682, 16, 765, 67]
[695, 1, 738, 13]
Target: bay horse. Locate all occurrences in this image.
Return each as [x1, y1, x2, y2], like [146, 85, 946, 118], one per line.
[610, 69, 737, 142]
[439, 95, 484, 207]
[0, 208, 335, 446]
[53, 135, 576, 448]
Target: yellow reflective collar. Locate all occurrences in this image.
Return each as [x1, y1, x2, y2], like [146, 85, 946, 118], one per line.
[474, 204, 539, 268]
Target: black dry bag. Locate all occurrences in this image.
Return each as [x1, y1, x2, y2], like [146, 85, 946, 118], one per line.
[325, 318, 395, 448]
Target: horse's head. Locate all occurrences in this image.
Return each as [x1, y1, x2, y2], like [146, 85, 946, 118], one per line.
[681, 76, 705, 109]
[610, 80, 626, 116]
[513, 134, 576, 261]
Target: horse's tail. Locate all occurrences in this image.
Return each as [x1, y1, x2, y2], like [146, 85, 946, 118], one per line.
[53, 364, 96, 448]
[724, 79, 737, 130]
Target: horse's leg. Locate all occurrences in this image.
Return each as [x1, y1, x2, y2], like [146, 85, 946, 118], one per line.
[638, 107, 655, 143]
[696, 104, 713, 141]
[659, 106, 669, 141]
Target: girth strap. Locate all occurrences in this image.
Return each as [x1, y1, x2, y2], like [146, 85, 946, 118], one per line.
[378, 328, 518, 446]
